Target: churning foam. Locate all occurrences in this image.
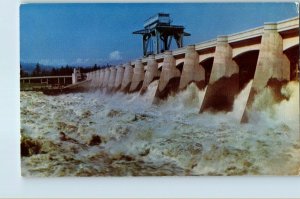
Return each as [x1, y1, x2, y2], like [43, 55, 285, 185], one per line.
[20, 80, 300, 176]
[227, 80, 253, 121]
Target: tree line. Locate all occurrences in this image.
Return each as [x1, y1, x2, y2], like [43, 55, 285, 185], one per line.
[20, 63, 113, 77]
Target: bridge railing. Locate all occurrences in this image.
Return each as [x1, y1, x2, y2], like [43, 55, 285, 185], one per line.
[228, 26, 263, 43]
[277, 16, 299, 32]
[20, 75, 72, 80]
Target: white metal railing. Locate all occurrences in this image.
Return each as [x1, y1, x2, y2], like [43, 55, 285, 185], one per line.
[20, 75, 72, 80]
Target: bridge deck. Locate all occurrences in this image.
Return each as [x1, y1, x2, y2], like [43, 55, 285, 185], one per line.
[132, 16, 299, 65]
[20, 75, 72, 80]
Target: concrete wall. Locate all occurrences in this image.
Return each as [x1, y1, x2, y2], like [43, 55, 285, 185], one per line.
[120, 63, 134, 92]
[90, 71, 97, 89]
[99, 69, 105, 88]
[72, 69, 78, 84]
[241, 23, 291, 122]
[129, 59, 145, 92]
[95, 70, 101, 89]
[154, 51, 181, 102]
[141, 55, 159, 93]
[252, 23, 290, 90]
[102, 68, 111, 88]
[179, 45, 205, 90]
[199, 53, 214, 63]
[200, 36, 240, 113]
[114, 65, 125, 90]
[108, 67, 117, 91]
[232, 44, 260, 58]
[283, 37, 299, 51]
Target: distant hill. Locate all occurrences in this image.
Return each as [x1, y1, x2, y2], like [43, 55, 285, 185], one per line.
[20, 62, 57, 74]
[20, 62, 110, 76]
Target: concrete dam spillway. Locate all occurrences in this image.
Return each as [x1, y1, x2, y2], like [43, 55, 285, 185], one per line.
[81, 17, 299, 123]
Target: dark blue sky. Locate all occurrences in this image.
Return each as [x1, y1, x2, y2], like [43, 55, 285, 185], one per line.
[20, 3, 298, 66]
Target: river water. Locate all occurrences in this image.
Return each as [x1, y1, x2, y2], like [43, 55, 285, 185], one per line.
[20, 80, 300, 176]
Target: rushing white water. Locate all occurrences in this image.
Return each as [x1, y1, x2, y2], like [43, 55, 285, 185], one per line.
[20, 80, 300, 176]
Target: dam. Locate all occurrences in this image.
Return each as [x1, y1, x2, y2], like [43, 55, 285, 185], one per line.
[20, 7, 300, 177]
[78, 16, 299, 122]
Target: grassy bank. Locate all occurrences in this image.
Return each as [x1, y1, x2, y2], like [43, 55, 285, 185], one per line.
[20, 83, 50, 91]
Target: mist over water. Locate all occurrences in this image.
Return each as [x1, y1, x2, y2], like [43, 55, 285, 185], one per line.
[20, 80, 300, 176]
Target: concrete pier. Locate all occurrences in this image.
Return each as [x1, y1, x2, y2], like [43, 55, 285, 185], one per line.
[154, 51, 181, 102]
[179, 45, 205, 90]
[95, 70, 101, 89]
[72, 68, 78, 84]
[99, 69, 105, 88]
[241, 23, 291, 122]
[108, 67, 117, 92]
[86, 72, 90, 81]
[114, 65, 125, 91]
[102, 68, 111, 88]
[200, 36, 240, 113]
[90, 71, 97, 89]
[120, 63, 134, 92]
[140, 55, 159, 94]
[129, 59, 145, 92]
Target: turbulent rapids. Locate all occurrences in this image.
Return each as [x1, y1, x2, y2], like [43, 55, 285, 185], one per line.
[20, 80, 300, 176]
